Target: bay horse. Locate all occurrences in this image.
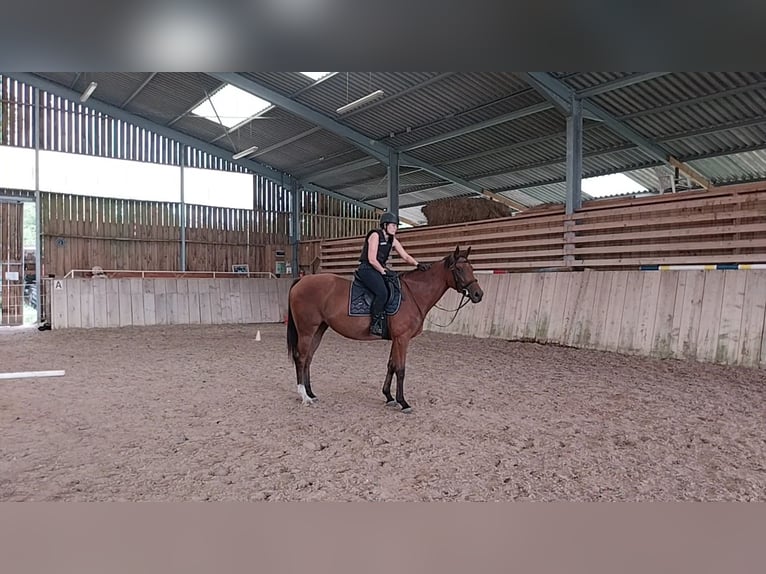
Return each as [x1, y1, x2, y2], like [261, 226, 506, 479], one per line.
[286, 245, 484, 413]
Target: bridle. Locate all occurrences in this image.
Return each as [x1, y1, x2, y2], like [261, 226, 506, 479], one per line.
[427, 258, 477, 327]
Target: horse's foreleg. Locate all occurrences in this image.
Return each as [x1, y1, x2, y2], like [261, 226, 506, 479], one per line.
[391, 336, 413, 414]
[382, 345, 396, 406]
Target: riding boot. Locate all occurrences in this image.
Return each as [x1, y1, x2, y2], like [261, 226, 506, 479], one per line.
[370, 312, 385, 337]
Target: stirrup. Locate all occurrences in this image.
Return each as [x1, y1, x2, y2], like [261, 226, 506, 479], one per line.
[370, 313, 384, 336]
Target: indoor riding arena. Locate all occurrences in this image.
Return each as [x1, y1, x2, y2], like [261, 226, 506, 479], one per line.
[1, 73, 765, 502]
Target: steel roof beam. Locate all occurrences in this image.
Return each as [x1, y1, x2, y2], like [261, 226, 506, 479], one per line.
[576, 72, 670, 98]
[210, 72, 390, 163]
[251, 72, 456, 159]
[120, 73, 157, 108]
[211, 73, 510, 204]
[3, 72, 438, 216]
[299, 74, 659, 181]
[522, 72, 712, 189]
[300, 157, 381, 182]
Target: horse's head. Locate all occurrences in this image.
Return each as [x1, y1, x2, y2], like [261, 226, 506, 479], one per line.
[446, 245, 483, 303]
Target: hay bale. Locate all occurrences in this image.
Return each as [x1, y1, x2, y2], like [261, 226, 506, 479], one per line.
[421, 197, 516, 226]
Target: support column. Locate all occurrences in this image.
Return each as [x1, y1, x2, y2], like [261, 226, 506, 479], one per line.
[179, 145, 187, 271]
[290, 178, 300, 278]
[565, 97, 583, 215]
[387, 148, 399, 216]
[33, 87, 42, 325]
[564, 97, 583, 269]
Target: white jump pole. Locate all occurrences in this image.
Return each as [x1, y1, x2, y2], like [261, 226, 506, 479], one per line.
[0, 370, 66, 380]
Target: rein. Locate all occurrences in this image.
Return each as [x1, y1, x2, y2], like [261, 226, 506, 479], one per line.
[425, 269, 478, 328]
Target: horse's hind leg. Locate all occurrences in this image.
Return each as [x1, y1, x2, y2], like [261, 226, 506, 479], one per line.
[303, 322, 328, 400]
[292, 327, 318, 406]
[382, 345, 396, 406]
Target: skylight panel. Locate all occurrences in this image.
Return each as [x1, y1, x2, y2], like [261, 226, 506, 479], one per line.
[190, 84, 271, 129]
[300, 72, 332, 81]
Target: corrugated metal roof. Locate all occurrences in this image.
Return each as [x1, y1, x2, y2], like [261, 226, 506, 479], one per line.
[16, 72, 766, 217]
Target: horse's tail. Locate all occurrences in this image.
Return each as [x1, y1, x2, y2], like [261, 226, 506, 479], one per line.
[286, 278, 301, 365]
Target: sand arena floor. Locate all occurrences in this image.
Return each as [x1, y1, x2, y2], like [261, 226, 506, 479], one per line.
[1, 323, 764, 501]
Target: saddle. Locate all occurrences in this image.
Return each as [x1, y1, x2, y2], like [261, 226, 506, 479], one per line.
[348, 271, 403, 317]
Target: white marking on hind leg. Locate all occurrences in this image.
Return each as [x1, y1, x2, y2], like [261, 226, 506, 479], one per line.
[297, 384, 315, 405]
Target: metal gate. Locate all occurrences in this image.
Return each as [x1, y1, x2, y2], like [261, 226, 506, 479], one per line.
[1, 200, 24, 326]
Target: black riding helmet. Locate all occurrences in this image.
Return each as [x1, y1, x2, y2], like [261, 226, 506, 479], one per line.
[379, 212, 400, 227]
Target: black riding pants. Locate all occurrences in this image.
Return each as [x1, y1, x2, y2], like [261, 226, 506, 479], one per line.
[357, 264, 388, 315]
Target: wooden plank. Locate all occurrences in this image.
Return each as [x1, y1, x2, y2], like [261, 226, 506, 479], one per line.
[738, 270, 766, 367]
[198, 278, 213, 325]
[633, 271, 661, 354]
[250, 278, 265, 323]
[573, 221, 766, 244]
[522, 273, 545, 341]
[489, 274, 512, 338]
[534, 273, 559, 342]
[579, 253, 766, 267]
[176, 279, 190, 324]
[239, 278, 253, 323]
[106, 279, 121, 328]
[142, 279, 156, 326]
[229, 278, 242, 323]
[676, 271, 705, 360]
[560, 272, 585, 346]
[187, 279, 201, 324]
[567, 271, 598, 348]
[651, 271, 679, 359]
[587, 272, 613, 349]
[154, 279, 167, 325]
[545, 272, 571, 345]
[603, 272, 630, 353]
[129, 278, 145, 326]
[695, 271, 726, 363]
[63, 279, 82, 329]
[617, 271, 644, 353]
[51, 278, 68, 329]
[165, 278, 179, 325]
[92, 278, 109, 328]
[208, 279, 223, 324]
[118, 278, 133, 327]
[717, 270, 747, 365]
[507, 273, 532, 339]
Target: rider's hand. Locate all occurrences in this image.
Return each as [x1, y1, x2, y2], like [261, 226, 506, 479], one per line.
[416, 262, 431, 272]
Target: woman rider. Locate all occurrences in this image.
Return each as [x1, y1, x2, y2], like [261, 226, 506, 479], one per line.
[357, 211, 429, 336]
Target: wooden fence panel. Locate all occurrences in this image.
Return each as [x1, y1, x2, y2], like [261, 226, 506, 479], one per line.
[425, 269, 766, 368]
[51, 277, 293, 329]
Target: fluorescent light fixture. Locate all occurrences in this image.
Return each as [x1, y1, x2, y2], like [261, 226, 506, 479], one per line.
[80, 81, 97, 102]
[336, 89, 385, 114]
[191, 84, 272, 128]
[232, 145, 258, 160]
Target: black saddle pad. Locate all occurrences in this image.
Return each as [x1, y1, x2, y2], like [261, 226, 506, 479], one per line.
[348, 273, 403, 317]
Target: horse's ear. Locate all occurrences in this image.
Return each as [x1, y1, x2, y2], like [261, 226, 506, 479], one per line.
[465, 246, 471, 259]
[454, 245, 460, 259]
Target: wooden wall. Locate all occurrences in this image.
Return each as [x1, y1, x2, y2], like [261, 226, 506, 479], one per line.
[425, 270, 766, 368]
[50, 277, 293, 329]
[319, 182, 766, 275]
[40, 193, 289, 278]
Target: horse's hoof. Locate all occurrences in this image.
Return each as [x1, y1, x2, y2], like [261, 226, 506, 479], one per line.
[385, 400, 398, 407]
[400, 406, 413, 414]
